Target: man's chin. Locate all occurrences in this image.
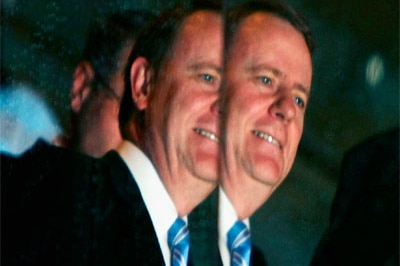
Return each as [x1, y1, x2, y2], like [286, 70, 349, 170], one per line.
[193, 166, 219, 184]
[247, 161, 284, 187]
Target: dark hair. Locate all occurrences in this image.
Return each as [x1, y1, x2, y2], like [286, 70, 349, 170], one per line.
[82, 9, 155, 93]
[119, 3, 221, 133]
[225, 0, 315, 55]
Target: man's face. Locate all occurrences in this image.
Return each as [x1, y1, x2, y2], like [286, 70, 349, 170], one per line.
[146, 11, 222, 183]
[222, 12, 312, 189]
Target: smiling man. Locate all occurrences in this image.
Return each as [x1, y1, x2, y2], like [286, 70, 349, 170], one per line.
[218, 1, 315, 265]
[108, 3, 223, 265]
[2, 4, 223, 266]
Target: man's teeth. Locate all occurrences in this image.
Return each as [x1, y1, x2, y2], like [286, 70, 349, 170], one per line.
[252, 130, 281, 148]
[194, 128, 219, 143]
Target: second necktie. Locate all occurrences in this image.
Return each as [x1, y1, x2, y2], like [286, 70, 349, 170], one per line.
[227, 220, 251, 266]
[168, 218, 190, 266]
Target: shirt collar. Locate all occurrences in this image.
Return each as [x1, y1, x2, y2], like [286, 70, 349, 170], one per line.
[218, 186, 250, 266]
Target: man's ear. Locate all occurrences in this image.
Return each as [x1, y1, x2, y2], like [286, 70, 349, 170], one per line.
[130, 57, 152, 110]
[70, 61, 94, 113]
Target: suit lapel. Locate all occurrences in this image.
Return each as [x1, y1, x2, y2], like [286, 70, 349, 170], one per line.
[92, 151, 165, 265]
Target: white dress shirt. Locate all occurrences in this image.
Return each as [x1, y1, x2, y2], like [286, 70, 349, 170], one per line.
[218, 187, 250, 266]
[117, 141, 186, 266]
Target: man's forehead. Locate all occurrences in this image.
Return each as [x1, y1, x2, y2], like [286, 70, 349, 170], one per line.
[230, 11, 306, 55]
[161, 9, 222, 71]
[172, 10, 222, 51]
[238, 12, 286, 35]
[179, 10, 220, 35]
[228, 11, 312, 89]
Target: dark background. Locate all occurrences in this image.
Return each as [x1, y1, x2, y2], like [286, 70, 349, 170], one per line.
[1, 0, 399, 265]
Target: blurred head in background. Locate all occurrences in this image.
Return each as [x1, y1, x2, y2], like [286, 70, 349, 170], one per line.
[65, 9, 154, 157]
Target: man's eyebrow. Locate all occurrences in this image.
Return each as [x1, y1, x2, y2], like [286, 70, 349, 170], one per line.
[246, 64, 285, 79]
[188, 63, 222, 74]
[247, 64, 310, 97]
[294, 83, 310, 97]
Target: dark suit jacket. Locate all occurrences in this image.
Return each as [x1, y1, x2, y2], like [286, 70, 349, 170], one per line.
[311, 128, 399, 266]
[2, 140, 264, 266]
[2, 141, 164, 265]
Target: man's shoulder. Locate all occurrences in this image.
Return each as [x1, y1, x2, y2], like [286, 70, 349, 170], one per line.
[1, 142, 164, 265]
[342, 127, 399, 171]
[95, 150, 148, 208]
[2, 139, 95, 169]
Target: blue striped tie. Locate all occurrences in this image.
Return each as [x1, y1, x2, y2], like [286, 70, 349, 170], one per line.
[168, 218, 190, 266]
[227, 220, 251, 266]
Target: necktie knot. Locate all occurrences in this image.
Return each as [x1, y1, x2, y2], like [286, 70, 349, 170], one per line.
[168, 218, 190, 266]
[227, 220, 251, 266]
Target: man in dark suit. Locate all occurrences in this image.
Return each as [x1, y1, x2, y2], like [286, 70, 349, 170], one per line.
[2, 3, 222, 265]
[2, 140, 167, 265]
[218, 1, 314, 265]
[311, 128, 399, 265]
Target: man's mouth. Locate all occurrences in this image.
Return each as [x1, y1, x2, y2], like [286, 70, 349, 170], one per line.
[252, 130, 282, 148]
[193, 128, 220, 143]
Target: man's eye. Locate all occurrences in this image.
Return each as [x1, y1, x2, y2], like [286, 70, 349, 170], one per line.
[258, 76, 272, 85]
[294, 96, 305, 108]
[200, 74, 214, 83]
